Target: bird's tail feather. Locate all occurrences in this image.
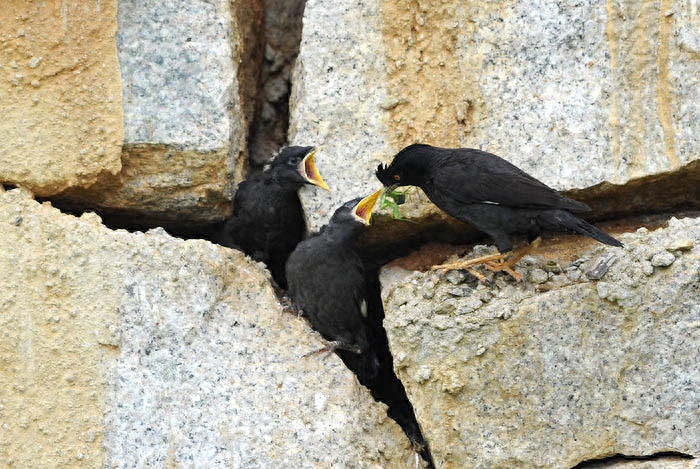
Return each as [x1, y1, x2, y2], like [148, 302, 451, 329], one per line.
[552, 211, 623, 247]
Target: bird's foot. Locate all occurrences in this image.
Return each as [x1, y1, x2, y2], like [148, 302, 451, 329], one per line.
[430, 251, 509, 283]
[484, 237, 542, 282]
[430, 238, 542, 283]
[410, 439, 426, 469]
[280, 295, 301, 316]
[303, 338, 361, 358]
[483, 259, 523, 282]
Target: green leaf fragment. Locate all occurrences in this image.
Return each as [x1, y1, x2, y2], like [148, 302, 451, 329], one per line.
[379, 188, 415, 222]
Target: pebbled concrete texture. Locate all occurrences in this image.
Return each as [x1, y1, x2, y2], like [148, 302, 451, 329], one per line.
[380, 216, 700, 468]
[291, 0, 700, 231]
[0, 0, 264, 223]
[0, 187, 415, 468]
[0, 187, 121, 468]
[0, 0, 124, 196]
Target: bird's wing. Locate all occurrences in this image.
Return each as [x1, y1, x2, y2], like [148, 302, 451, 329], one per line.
[431, 150, 589, 211]
[231, 179, 255, 217]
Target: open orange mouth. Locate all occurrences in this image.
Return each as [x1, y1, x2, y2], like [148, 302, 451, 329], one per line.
[301, 149, 330, 191]
[353, 188, 383, 225]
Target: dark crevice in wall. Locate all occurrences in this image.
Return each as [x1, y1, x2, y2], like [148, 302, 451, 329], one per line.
[36, 151, 700, 241]
[246, 0, 307, 168]
[566, 159, 700, 222]
[361, 267, 435, 468]
[572, 451, 694, 468]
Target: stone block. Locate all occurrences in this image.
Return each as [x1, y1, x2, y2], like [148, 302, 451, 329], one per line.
[381, 217, 700, 467]
[0, 188, 415, 468]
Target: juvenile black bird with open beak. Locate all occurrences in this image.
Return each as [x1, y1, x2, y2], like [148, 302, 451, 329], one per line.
[376, 143, 622, 281]
[285, 189, 383, 380]
[221, 146, 329, 288]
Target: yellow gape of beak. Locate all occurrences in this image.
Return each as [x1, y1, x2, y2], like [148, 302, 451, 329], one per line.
[301, 149, 330, 191]
[353, 188, 383, 225]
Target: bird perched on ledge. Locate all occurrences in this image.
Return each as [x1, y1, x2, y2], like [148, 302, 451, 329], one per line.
[286, 189, 383, 381]
[376, 143, 622, 281]
[221, 146, 329, 288]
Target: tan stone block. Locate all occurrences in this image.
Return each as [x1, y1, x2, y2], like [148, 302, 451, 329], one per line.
[0, 188, 120, 467]
[0, 1, 124, 196]
[382, 217, 700, 467]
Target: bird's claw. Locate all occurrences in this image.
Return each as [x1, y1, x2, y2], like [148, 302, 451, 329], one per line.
[484, 259, 523, 282]
[303, 339, 361, 359]
[280, 295, 300, 315]
[430, 251, 508, 283]
[431, 237, 542, 283]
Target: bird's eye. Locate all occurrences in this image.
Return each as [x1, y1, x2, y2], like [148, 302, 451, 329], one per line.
[393, 175, 401, 181]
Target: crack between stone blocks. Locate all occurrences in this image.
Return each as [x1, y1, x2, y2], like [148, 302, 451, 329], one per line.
[246, 0, 307, 168]
[571, 451, 694, 468]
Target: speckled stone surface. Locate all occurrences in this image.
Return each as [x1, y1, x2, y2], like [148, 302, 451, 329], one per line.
[0, 1, 124, 196]
[381, 217, 700, 468]
[104, 233, 416, 468]
[118, 0, 239, 150]
[461, 0, 699, 186]
[54, 0, 263, 222]
[0, 188, 415, 468]
[290, 0, 700, 230]
[289, 0, 393, 230]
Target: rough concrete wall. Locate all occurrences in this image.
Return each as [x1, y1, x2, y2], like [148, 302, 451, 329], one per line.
[1, 1, 699, 467]
[0, 0, 264, 225]
[55, 0, 264, 223]
[0, 188, 121, 467]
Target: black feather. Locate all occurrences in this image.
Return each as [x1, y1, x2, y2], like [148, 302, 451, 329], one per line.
[376, 144, 622, 251]
[220, 146, 317, 288]
[286, 197, 380, 382]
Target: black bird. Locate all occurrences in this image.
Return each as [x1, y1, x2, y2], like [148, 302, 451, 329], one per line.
[221, 146, 329, 288]
[376, 144, 622, 280]
[286, 189, 383, 380]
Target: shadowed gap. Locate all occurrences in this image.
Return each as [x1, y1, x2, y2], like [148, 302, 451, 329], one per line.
[572, 451, 694, 468]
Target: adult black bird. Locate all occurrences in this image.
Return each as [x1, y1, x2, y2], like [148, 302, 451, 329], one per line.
[286, 189, 383, 380]
[376, 143, 622, 280]
[221, 146, 329, 288]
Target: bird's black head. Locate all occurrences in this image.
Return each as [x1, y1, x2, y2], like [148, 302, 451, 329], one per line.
[375, 143, 433, 189]
[267, 146, 330, 190]
[330, 189, 383, 227]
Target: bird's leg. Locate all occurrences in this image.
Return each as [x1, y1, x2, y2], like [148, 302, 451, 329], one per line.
[431, 238, 542, 283]
[430, 251, 510, 283]
[410, 438, 426, 469]
[303, 337, 362, 358]
[484, 237, 542, 282]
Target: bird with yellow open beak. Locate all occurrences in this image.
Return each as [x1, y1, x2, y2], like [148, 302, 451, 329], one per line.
[221, 146, 330, 289]
[298, 147, 330, 190]
[285, 188, 383, 380]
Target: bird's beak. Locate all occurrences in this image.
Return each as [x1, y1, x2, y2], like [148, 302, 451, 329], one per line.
[352, 188, 383, 225]
[386, 183, 399, 192]
[300, 148, 330, 191]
